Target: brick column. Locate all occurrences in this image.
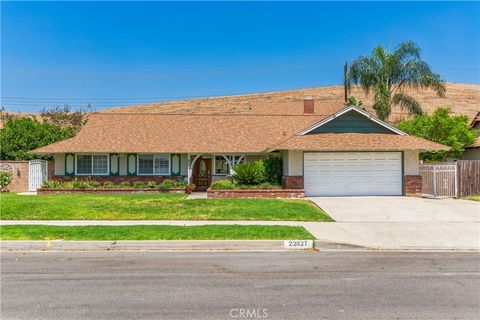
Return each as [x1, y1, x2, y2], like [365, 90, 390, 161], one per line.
[282, 176, 304, 189]
[405, 175, 422, 197]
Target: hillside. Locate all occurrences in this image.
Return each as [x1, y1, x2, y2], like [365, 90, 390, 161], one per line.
[101, 83, 480, 122]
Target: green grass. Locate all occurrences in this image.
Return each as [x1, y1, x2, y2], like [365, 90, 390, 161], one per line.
[0, 225, 315, 240]
[0, 193, 333, 222]
[463, 195, 480, 202]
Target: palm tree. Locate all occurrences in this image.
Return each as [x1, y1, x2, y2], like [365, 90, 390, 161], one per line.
[348, 41, 445, 121]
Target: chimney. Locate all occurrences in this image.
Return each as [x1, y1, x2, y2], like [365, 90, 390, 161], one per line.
[304, 96, 314, 114]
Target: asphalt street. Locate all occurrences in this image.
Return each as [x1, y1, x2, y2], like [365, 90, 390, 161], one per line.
[1, 251, 479, 320]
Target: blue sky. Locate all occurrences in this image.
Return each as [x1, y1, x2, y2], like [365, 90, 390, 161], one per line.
[1, 1, 479, 112]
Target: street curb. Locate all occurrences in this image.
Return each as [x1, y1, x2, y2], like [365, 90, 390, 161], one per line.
[2, 240, 476, 252]
[0, 240, 366, 252]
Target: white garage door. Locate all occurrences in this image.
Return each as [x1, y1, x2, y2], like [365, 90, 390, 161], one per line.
[304, 152, 402, 196]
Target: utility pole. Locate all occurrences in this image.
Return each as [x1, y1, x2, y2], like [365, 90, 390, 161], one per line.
[343, 61, 348, 102]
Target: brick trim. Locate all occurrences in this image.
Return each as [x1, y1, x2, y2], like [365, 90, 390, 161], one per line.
[282, 176, 304, 189]
[405, 175, 422, 197]
[207, 188, 304, 199]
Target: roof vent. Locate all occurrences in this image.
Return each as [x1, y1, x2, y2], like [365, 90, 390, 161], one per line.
[304, 96, 314, 114]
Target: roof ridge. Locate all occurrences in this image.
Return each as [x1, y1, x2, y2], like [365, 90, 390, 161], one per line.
[94, 112, 334, 117]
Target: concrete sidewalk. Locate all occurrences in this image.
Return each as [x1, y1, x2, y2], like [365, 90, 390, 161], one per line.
[2, 219, 479, 250]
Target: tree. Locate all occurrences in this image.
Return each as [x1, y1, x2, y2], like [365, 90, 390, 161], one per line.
[40, 104, 93, 134]
[397, 108, 476, 161]
[347, 96, 364, 108]
[0, 105, 93, 160]
[348, 41, 445, 121]
[0, 117, 74, 160]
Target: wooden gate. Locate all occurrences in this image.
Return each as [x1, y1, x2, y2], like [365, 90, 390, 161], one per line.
[457, 160, 480, 197]
[419, 164, 457, 198]
[29, 160, 48, 191]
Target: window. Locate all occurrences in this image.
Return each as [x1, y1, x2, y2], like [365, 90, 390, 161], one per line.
[76, 154, 108, 175]
[138, 154, 170, 175]
[214, 155, 245, 175]
[138, 155, 154, 175]
[215, 156, 229, 175]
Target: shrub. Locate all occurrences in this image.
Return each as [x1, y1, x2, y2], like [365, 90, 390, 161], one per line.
[255, 182, 281, 189]
[102, 181, 115, 189]
[210, 179, 235, 190]
[158, 179, 175, 191]
[261, 156, 283, 185]
[71, 179, 92, 190]
[42, 180, 61, 189]
[87, 179, 100, 189]
[0, 172, 13, 191]
[118, 181, 131, 188]
[232, 162, 264, 185]
[146, 181, 157, 189]
[133, 181, 146, 189]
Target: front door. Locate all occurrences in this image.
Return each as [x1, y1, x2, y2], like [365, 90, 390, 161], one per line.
[193, 156, 212, 191]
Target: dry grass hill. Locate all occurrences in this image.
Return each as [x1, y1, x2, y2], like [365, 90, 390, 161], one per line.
[101, 83, 479, 122]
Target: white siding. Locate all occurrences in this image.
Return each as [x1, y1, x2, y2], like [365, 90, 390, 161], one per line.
[119, 154, 128, 175]
[55, 153, 65, 175]
[180, 154, 188, 175]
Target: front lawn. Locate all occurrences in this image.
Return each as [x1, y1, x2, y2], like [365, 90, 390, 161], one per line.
[0, 225, 315, 240]
[0, 193, 333, 221]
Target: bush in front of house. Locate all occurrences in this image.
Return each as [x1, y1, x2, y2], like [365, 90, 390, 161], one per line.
[232, 162, 265, 185]
[146, 181, 157, 189]
[210, 179, 281, 190]
[102, 181, 115, 189]
[0, 172, 13, 191]
[210, 179, 235, 190]
[133, 181, 147, 189]
[118, 181, 131, 188]
[260, 156, 283, 185]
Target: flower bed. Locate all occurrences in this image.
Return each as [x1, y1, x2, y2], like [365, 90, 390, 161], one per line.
[37, 188, 185, 195]
[38, 178, 190, 195]
[207, 188, 304, 199]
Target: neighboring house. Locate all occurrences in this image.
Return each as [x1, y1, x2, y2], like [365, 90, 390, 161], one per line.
[462, 112, 480, 160]
[33, 100, 448, 197]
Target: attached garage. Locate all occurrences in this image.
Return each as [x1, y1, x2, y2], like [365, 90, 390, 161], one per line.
[304, 152, 403, 196]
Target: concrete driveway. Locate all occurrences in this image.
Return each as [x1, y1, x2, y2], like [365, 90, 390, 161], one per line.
[309, 196, 479, 222]
[307, 197, 480, 250]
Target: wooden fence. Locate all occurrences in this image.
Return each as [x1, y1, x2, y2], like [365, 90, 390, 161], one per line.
[457, 160, 480, 197]
[420, 160, 480, 198]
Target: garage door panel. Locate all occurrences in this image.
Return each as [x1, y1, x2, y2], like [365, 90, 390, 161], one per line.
[304, 152, 402, 196]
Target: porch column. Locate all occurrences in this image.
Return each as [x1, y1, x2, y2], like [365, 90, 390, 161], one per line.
[187, 154, 202, 184]
[187, 154, 192, 184]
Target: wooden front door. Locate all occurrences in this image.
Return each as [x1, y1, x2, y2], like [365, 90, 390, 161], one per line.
[193, 156, 212, 191]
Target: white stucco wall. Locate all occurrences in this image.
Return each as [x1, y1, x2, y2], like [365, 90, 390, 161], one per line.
[404, 150, 420, 175]
[54, 153, 65, 175]
[280, 150, 303, 176]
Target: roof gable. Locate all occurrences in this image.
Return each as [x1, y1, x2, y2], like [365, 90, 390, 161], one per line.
[298, 105, 407, 136]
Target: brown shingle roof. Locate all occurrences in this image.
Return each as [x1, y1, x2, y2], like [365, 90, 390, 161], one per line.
[270, 133, 450, 152]
[33, 109, 450, 154]
[33, 113, 328, 154]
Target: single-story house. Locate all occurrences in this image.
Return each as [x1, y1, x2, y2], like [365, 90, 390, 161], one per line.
[33, 100, 449, 197]
[462, 112, 480, 160]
